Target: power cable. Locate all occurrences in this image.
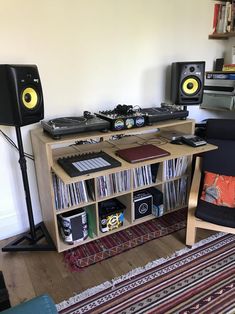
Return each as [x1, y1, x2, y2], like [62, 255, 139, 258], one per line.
[0, 129, 34, 161]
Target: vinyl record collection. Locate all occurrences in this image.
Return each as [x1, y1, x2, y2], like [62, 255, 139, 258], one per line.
[96, 170, 131, 198]
[162, 156, 190, 211]
[163, 156, 190, 180]
[52, 173, 94, 210]
[164, 177, 188, 210]
[133, 164, 159, 188]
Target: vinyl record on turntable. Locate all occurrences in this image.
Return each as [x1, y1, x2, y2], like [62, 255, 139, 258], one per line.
[49, 117, 87, 127]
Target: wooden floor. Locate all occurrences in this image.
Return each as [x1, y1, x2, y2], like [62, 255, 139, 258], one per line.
[0, 228, 215, 307]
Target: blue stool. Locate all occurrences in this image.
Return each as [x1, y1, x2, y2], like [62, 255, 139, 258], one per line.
[1, 294, 58, 314]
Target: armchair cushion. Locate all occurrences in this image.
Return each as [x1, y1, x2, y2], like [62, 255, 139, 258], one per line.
[195, 199, 235, 228]
[200, 171, 235, 208]
[194, 119, 235, 228]
[186, 119, 235, 246]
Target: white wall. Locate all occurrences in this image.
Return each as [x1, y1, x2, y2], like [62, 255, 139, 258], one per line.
[0, 0, 232, 240]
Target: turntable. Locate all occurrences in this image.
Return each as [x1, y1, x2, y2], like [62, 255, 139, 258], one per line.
[41, 111, 110, 139]
[141, 104, 189, 123]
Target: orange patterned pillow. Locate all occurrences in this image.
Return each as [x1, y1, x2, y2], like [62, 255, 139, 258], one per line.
[200, 171, 235, 208]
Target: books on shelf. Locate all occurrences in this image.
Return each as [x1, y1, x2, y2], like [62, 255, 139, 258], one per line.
[206, 71, 235, 80]
[222, 63, 235, 71]
[213, 1, 234, 34]
[213, 3, 221, 33]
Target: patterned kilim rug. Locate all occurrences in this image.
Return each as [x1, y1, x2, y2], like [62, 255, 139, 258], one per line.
[57, 233, 235, 314]
[64, 208, 187, 271]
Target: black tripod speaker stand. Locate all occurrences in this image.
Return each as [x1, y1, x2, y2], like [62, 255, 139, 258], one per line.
[2, 126, 55, 252]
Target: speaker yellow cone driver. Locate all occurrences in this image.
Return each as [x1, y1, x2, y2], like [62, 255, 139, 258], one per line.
[22, 87, 38, 109]
[182, 78, 199, 95]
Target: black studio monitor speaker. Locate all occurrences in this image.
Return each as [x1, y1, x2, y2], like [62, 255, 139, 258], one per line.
[0, 64, 55, 252]
[0, 64, 44, 127]
[171, 61, 205, 106]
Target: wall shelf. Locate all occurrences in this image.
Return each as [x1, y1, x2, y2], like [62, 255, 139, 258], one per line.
[209, 32, 235, 40]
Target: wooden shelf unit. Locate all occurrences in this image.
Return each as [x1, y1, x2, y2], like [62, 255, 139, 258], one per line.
[31, 119, 216, 253]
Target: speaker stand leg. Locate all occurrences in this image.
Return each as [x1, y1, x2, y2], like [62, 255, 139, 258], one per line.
[2, 127, 56, 252]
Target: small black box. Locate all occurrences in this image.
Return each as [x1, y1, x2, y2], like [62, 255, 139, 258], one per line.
[133, 190, 153, 220]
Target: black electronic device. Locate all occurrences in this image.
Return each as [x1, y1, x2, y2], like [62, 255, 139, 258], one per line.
[181, 135, 207, 147]
[0, 64, 44, 126]
[171, 61, 205, 105]
[41, 112, 110, 139]
[57, 151, 121, 177]
[214, 58, 224, 71]
[95, 104, 147, 131]
[141, 105, 188, 123]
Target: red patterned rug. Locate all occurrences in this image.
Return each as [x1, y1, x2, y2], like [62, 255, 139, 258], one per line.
[57, 233, 235, 313]
[63, 208, 187, 271]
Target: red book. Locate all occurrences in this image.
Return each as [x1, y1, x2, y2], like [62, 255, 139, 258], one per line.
[213, 3, 220, 33]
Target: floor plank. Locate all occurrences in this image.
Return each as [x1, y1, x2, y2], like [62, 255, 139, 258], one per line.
[0, 239, 36, 305]
[0, 228, 215, 307]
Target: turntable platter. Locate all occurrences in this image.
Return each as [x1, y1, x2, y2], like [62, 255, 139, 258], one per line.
[48, 117, 87, 127]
